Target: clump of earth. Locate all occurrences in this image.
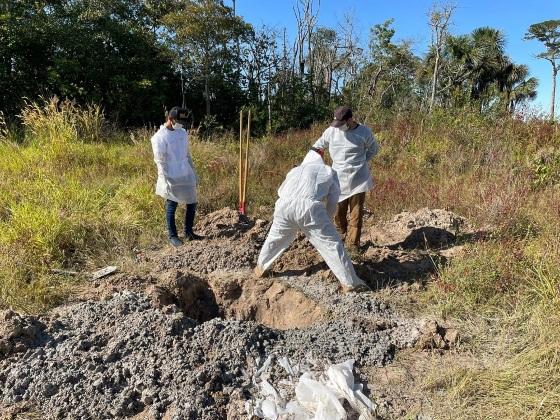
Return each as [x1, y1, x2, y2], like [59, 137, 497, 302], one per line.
[0, 207, 471, 419]
[368, 207, 466, 249]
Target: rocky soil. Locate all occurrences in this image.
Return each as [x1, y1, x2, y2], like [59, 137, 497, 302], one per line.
[0, 207, 471, 419]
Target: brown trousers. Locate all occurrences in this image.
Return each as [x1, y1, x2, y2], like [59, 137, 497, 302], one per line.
[335, 192, 365, 247]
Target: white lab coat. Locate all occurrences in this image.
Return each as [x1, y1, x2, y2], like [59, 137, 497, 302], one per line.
[257, 151, 365, 287]
[150, 125, 197, 204]
[313, 124, 379, 201]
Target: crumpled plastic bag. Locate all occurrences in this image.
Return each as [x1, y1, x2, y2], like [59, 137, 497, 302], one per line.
[296, 373, 346, 419]
[326, 360, 377, 420]
[249, 356, 377, 420]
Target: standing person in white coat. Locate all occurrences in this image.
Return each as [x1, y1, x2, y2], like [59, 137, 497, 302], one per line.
[151, 107, 203, 247]
[254, 148, 369, 293]
[313, 106, 380, 254]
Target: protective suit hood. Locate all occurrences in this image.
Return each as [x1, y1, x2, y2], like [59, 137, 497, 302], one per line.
[301, 150, 323, 165]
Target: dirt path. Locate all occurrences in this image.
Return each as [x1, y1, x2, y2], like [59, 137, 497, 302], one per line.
[0, 208, 474, 419]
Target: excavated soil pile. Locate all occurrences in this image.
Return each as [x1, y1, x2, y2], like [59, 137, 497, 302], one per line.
[0, 278, 418, 419]
[368, 208, 465, 249]
[144, 207, 464, 282]
[142, 208, 269, 275]
[0, 292, 278, 419]
[142, 208, 324, 278]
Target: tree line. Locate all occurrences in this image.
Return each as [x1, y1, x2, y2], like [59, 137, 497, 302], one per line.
[1, 0, 558, 133]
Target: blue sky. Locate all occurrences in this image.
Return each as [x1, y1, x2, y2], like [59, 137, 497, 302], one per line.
[235, 0, 560, 113]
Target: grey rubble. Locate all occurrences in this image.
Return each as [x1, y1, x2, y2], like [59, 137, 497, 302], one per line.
[0, 288, 415, 419]
[1, 292, 276, 419]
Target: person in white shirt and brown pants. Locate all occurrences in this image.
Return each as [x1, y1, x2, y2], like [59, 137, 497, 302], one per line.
[313, 106, 380, 254]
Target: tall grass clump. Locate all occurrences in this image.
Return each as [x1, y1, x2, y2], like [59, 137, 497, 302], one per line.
[20, 96, 107, 144]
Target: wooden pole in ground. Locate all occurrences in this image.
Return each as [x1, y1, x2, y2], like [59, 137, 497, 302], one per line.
[239, 110, 243, 212]
[242, 110, 251, 212]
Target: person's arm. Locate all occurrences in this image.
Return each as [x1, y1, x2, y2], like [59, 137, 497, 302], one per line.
[151, 134, 169, 176]
[365, 128, 380, 162]
[326, 170, 341, 219]
[184, 130, 199, 184]
[312, 128, 331, 151]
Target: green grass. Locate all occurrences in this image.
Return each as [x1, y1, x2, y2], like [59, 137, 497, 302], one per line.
[2, 98, 560, 418]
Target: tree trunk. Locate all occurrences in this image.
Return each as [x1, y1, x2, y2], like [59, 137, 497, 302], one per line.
[429, 52, 440, 113]
[204, 45, 211, 117]
[204, 73, 210, 117]
[551, 65, 557, 122]
[267, 80, 272, 134]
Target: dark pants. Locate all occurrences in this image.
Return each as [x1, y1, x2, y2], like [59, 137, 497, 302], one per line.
[166, 200, 197, 238]
[334, 192, 365, 248]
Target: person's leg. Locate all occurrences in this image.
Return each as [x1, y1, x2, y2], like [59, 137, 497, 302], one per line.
[304, 212, 364, 288]
[184, 202, 203, 240]
[347, 192, 366, 249]
[166, 200, 182, 246]
[256, 218, 298, 275]
[334, 198, 349, 239]
[183, 186, 202, 240]
[166, 200, 179, 238]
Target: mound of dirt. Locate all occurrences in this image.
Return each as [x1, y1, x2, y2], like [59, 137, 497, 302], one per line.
[369, 208, 465, 249]
[146, 240, 261, 275]
[0, 310, 47, 359]
[194, 207, 270, 241]
[0, 273, 423, 419]
[143, 211, 326, 278]
[356, 247, 443, 285]
[0, 292, 277, 419]
[139, 208, 272, 276]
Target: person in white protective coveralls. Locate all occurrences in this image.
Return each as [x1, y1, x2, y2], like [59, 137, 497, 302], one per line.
[151, 107, 203, 247]
[254, 148, 369, 292]
[313, 106, 380, 254]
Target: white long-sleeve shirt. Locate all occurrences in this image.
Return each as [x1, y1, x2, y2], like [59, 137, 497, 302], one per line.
[313, 124, 379, 201]
[150, 125, 197, 203]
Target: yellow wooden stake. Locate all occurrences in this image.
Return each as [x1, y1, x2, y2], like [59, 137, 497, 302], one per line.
[242, 110, 251, 207]
[238, 110, 243, 210]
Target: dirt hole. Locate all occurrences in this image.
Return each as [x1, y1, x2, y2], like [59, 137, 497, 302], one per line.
[149, 271, 325, 330]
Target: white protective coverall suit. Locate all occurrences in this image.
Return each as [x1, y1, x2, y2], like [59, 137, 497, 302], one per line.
[150, 125, 197, 204]
[256, 151, 365, 288]
[312, 124, 379, 201]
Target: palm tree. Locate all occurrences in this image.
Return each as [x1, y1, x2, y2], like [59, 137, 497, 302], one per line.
[497, 63, 538, 113]
[525, 20, 560, 121]
[439, 28, 508, 111]
[468, 27, 507, 108]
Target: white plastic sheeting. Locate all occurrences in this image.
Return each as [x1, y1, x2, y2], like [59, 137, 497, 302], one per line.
[247, 355, 377, 420]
